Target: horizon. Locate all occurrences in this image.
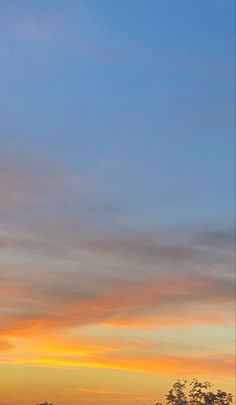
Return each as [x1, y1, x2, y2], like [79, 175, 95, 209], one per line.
[0, 1, 235, 404]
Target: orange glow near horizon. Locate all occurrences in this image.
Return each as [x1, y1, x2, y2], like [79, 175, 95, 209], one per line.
[0, 236, 235, 405]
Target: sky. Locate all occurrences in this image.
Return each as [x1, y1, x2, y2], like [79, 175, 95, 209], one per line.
[0, 1, 235, 404]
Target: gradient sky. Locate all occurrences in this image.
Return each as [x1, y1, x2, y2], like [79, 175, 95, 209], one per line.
[0, 1, 235, 404]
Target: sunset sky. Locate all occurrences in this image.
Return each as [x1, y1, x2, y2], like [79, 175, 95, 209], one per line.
[0, 1, 235, 404]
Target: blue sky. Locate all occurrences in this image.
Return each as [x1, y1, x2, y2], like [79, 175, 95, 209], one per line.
[1, 0, 235, 232]
[0, 0, 234, 231]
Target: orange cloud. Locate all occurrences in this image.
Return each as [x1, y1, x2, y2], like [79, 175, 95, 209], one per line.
[9, 351, 234, 379]
[0, 271, 234, 340]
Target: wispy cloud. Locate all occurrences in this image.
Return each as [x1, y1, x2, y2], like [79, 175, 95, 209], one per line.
[0, 150, 234, 382]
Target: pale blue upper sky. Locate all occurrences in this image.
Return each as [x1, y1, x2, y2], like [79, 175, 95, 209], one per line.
[0, 0, 235, 229]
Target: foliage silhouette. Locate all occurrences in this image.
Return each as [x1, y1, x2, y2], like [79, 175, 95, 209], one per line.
[165, 379, 233, 405]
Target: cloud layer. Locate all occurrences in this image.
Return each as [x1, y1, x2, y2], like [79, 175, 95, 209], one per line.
[0, 151, 234, 382]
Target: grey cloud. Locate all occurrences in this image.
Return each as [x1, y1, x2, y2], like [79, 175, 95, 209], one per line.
[194, 228, 235, 248]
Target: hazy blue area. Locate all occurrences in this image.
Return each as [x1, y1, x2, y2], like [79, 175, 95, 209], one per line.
[0, 0, 234, 228]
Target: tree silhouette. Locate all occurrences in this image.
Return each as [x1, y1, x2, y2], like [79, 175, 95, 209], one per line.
[166, 380, 188, 405]
[164, 379, 233, 405]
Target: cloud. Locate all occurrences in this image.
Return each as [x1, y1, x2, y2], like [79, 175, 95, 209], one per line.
[8, 351, 234, 379]
[0, 235, 234, 382]
[0, 150, 234, 382]
[0, 260, 234, 339]
[193, 228, 235, 248]
[1, 318, 233, 380]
